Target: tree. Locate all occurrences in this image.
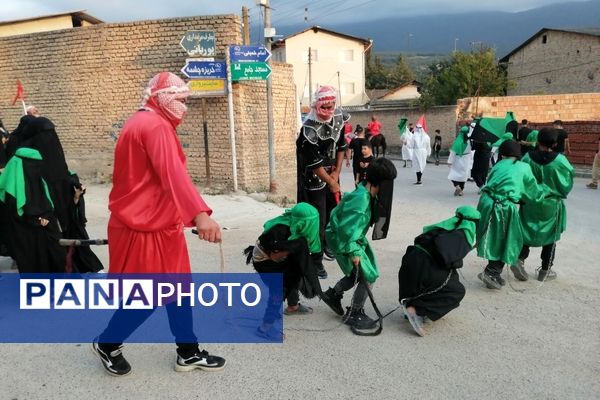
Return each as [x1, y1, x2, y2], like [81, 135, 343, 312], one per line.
[366, 55, 388, 89]
[419, 48, 510, 107]
[387, 55, 415, 88]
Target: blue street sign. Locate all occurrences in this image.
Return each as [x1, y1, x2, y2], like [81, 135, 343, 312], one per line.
[181, 60, 227, 79]
[229, 45, 272, 63]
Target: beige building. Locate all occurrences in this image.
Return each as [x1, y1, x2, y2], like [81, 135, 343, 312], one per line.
[272, 26, 372, 109]
[0, 11, 103, 37]
[500, 28, 600, 95]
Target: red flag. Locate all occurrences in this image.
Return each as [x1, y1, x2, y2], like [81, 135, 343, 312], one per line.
[417, 114, 427, 132]
[11, 80, 25, 105]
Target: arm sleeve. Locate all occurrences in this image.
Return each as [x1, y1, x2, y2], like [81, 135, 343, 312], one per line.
[520, 164, 550, 205]
[143, 123, 211, 226]
[336, 129, 348, 152]
[299, 133, 324, 170]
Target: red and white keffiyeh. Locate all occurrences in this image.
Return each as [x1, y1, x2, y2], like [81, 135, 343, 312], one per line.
[308, 85, 337, 123]
[141, 72, 190, 127]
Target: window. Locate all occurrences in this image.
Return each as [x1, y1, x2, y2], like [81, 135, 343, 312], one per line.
[542, 35, 547, 44]
[341, 82, 355, 95]
[302, 49, 318, 63]
[341, 49, 354, 62]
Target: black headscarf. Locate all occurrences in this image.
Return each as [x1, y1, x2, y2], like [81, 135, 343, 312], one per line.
[19, 117, 69, 182]
[5, 115, 35, 160]
[498, 140, 521, 160]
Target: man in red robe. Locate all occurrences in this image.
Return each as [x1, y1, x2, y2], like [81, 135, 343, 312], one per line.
[92, 72, 225, 376]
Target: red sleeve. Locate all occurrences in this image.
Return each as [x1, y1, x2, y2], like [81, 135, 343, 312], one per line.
[143, 122, 211, 226]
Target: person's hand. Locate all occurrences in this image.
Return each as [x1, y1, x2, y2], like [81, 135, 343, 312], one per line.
[194, 212, 221, 243]
[328, 180, 340, 194]
[38, 217, 49, 227]
[351, 256, 360, 267]
[345, 160, 350, 168]
[73, 185, 86, 204]
[330, 168, 340, 183]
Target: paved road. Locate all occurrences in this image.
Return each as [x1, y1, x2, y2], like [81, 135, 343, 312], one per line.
[1, 161, 599, 400]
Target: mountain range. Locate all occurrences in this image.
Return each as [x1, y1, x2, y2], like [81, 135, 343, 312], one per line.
[268, 0, 600, 57]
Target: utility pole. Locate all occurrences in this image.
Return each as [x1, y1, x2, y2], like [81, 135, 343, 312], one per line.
[337, 71, 342, 107]
[261, 0, 277, 192]
[242, 6, 250, 45]
[308, 46, 313, 105]
[407, 33, 413, 53]
[454, 38, 459, 53]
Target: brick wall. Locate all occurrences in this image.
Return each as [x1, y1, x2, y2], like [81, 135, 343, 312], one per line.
[0, 15, 298, 198]
[458, 93, 600, 165]
[348, 106, 457, 152]
[505, 30, 600, 96]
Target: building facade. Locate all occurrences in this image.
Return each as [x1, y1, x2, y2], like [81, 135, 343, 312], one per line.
[500, 28, 600, 95]
[272, 26, 371, 109]
[0, 11, 103, 37]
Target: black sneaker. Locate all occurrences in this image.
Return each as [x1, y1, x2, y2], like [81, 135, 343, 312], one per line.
[478, 272, 502, 290]
[496, 275, 506, 286]
[510, 259, 528, 281]
[537, 268, 557, 282]
[321, 287, 344, 316]
[343, 308, 376, 330]
[323, 248, 335, 261]
[91, 339, 131, 377]
[175, 349, 226, 372]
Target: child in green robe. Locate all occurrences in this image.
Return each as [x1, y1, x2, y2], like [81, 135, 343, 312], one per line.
[512, 128, 574, 282]
[320, 158, 397, 330]
[476, 140, 549, 290]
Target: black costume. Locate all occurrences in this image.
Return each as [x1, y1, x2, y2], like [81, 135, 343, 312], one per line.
[399, 228, 471, 321]
[471, 140, 491, 188]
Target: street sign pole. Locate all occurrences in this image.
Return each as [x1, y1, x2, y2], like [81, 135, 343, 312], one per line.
[263, 0, 277, 193]
[225, 49, 238, 192]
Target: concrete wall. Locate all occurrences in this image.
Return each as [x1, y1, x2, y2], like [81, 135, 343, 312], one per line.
[0, 14, 299, 198]
[348, 106, 457, 153]
[505, 31, 600, 95]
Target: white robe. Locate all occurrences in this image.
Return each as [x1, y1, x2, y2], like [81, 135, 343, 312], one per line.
[411, 128, 431, 173]
[400, 131, 413, 161]
[447, 142, 473, 182]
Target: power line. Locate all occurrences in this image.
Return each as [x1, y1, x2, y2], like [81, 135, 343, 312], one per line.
[310, 0, 378, 24]
[508, 59, 599, 79]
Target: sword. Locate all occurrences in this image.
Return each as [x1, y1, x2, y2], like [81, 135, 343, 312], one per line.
[58, 238, 108, 246]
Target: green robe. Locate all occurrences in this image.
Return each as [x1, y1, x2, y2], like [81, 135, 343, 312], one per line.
[519, 153, 574, 247]
[325, 184, 378, 283]
[476, 159, 549, 265]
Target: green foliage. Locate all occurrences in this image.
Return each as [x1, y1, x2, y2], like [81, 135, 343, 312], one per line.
[366, 54, 416, 90]
[419, 49, 509, 108]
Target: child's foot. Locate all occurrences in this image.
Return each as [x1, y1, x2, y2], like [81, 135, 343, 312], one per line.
[402, 305, 425, 337]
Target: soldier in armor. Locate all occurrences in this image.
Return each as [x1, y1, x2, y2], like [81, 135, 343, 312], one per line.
[296, 85, 349, 281]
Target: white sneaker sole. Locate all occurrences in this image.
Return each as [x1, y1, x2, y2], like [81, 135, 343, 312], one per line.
[175, 360, 226, 372]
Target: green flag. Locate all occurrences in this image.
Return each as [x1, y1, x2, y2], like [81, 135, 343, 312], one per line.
[397, 118, 408, 136]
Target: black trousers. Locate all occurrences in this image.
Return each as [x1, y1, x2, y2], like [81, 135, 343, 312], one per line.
[416, 172, 423, 182]
[519, 244, 556, 270]
[485, 260, 505, 277]
[99, 300, 198, 358]
[305, 187, 337, 264]
[451, 180, 465, 190]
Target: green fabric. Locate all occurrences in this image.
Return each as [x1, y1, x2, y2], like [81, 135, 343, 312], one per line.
[325, 184, 378, 283]
[398, 118, 408, 135]
[479, 112, 516, 141]
[262, 202, 321, 253]
[520, 153, 574, 246]
[450, 126, 470, 155]
[423, 206, 481, 247]
[0, 148, 53, 217]
[526, 130, 539, 146]
[492, 132, 514, 149]
[476, 159, 549, 265]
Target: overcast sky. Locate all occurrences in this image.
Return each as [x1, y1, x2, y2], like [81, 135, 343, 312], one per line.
[1, 0, 593, 25]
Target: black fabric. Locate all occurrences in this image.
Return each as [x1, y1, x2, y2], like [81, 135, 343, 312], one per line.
[452, 180, 465, 190]
[416, 172, 422, 182]
[296, 125, 347, 194]
[5, 115, 35, 160]
[63, 174, 104, 273]
[349, 137, 368, 167]
[366, 158, 397, 240]
[471, 147, 491, 188]
[254, 224, 322, 299]
[414, 229, 471, 270]
[517, 126, 533, 155]
[398, 245, 465, 321]
[498, 140, 522, 159]
[485, 260, 505, 277]
[433, 135, 442, 151]
[506, 120, 519, 140]
[356, 155, 373, 182]
[528, 150, 559, 165]
[555, 129, 568, 153]
[18, 117, 71, 232]
[303, 186, 336, 258]
[519, 244, 556, 270]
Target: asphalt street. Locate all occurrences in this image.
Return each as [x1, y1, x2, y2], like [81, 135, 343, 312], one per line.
[1, 160, 598, 400]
